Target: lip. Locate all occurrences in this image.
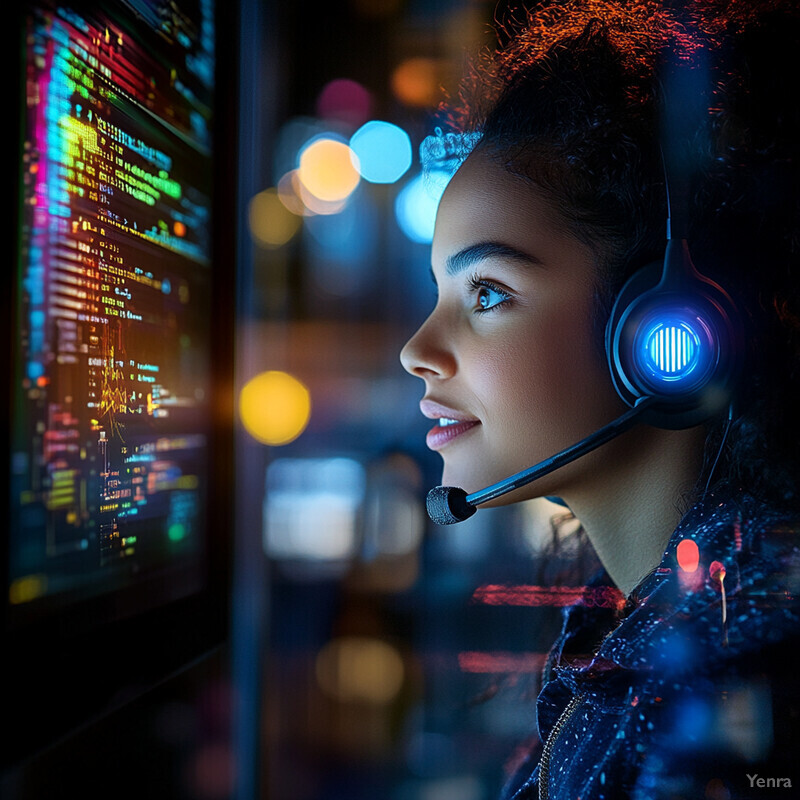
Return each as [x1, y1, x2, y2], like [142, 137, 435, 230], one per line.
[419, 398, 479, 423]
[425, 420, 480, 450]
[419, 398, 480, 451]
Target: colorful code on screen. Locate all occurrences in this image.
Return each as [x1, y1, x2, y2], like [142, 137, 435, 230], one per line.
[11, 0, 216, 606]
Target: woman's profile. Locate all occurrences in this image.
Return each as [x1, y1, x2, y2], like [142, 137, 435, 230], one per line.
[400, 2, 800, 797]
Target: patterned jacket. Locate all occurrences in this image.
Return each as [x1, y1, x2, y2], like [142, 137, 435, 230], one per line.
[500, 489, 800, 800]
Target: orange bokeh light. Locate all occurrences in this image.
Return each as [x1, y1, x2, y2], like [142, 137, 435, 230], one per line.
[297, 138, 360, 203]
[391, 57, 444, 107]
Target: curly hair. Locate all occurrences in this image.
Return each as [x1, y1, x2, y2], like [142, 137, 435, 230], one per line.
[434, 0, 800, 507]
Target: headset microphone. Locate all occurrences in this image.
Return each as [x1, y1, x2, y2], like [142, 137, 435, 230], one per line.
[426, 397, 656, 525]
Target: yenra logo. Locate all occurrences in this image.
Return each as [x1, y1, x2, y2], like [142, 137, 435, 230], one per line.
[747, 774, 793, 789]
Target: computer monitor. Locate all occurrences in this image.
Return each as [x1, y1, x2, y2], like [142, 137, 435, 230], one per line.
[2, 0, 236, 765]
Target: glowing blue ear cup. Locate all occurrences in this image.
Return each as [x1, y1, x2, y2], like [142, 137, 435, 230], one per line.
[605, 246, 741, 430]
[631, 306, 716, 394]
[639, 320, 700, 380]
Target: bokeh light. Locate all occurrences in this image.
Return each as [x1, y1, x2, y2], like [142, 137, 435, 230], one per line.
[248, 188, 302, 247]
[272, 116, 329, 185]
[391, 57, 443, 107]
[276, 170, 309, 216]
[278, 169, 349, 217]
[394, 170, 451, 244]
[9, 574, 47, 604]
[349, 120, 412, 184]
[316, 636, 404, 705]
[298, 136, 361, 203]
[264, 457, 364, 564]
[316, 78, 372, 127]
[677, 538, 700, 572]
[239, 370, 311, 446]
[292, 169, 349, 216]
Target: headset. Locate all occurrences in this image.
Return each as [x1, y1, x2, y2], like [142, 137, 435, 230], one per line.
[425, 48, 744, 525]
[604, 202, 741, 432]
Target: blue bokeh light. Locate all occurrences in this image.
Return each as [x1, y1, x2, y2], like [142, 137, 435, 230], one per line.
[350, 120, 412, 184]
[27, 361, 45, 381]
[394, 170, 452, 244]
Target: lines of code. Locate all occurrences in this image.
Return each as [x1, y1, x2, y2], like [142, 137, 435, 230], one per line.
[11, 0, 216, 607]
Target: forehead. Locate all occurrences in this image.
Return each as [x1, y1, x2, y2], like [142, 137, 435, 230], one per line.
[431, 150, 586, 268]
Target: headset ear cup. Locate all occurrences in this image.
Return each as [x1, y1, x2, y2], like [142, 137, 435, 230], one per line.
[606, 260, 742, 430]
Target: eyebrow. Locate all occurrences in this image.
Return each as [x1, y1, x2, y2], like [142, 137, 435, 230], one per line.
[444, 241, 543, 276]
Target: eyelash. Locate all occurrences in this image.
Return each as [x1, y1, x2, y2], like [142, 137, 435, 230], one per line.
[467, 275, 512, 314]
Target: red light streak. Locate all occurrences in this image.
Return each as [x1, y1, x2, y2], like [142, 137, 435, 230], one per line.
[472, 584, 625, 610]
[458, 651, 547, 673]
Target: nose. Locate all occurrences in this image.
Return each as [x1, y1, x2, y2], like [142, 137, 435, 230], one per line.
[400, 310, 456, 380]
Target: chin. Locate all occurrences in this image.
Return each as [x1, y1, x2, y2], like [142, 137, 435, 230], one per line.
[438, 464, 510, 498]
[440, 462, 484, 493]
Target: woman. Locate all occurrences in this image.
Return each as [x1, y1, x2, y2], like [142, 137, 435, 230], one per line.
[400, 2, 800, 798]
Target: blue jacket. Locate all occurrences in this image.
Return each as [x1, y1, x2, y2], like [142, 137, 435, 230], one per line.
[500, 489, 800, 800]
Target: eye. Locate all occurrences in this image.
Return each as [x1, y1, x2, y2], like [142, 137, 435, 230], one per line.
[470, 277, 511, 313]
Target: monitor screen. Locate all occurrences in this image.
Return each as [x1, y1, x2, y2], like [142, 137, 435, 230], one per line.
[4, 0, 234, 764]
[11, 0, 215, 620]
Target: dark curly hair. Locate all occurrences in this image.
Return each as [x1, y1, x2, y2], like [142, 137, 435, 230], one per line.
[436, 0, 800, 508]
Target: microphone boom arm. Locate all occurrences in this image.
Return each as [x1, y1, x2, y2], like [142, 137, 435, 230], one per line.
[426, 397, 658, 525]
[465, 396, 656, 507]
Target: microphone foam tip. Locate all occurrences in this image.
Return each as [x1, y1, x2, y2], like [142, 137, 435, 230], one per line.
[426, 486, 476, 525]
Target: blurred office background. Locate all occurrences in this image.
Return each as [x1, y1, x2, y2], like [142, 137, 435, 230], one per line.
[4, 1, 589, 798]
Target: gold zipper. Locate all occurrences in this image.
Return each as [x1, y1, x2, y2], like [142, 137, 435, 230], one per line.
[538, 693, 584, 800]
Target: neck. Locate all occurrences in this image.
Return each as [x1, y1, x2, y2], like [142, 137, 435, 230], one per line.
[562, 424, 706, 597]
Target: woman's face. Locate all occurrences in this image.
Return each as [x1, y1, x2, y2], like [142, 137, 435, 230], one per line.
[400, 150, 630, 503]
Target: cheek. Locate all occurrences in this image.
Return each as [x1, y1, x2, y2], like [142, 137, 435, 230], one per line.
[490, 313, 619, 431]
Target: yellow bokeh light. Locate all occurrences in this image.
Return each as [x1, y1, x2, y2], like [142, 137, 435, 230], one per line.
[298, 138, 360, 202]
[277, 170, 310, 216]
[9, 574, 47, 605]
[239, 370, 311, 446]
[248, 188, 302, 247]
[315, 636, 404, 705]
